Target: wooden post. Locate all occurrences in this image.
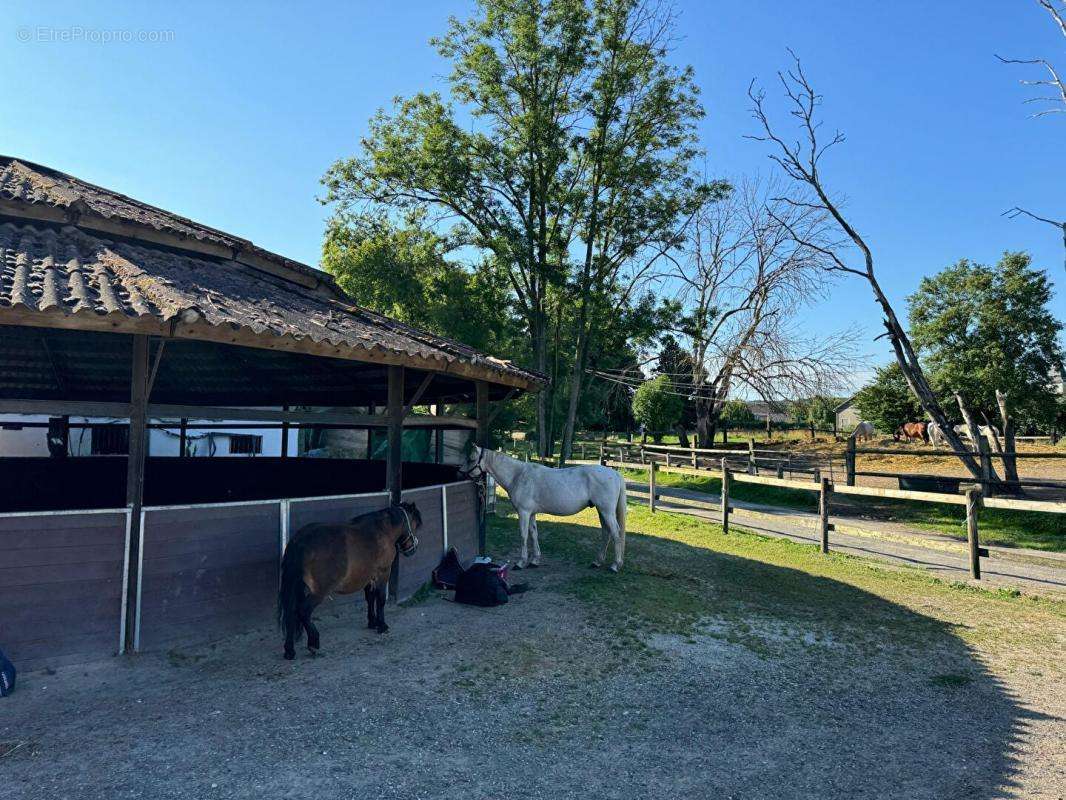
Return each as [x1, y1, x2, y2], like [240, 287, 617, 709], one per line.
[810, 421, 815, 440]
[845, 436, 856, 487]
[649, 461, 657, 514]
[747, 438, 755, 475]
[722, 422, 728, 444]
[580, 442, 586, 460]
[281, 404, 290, 458]
[386, 366, 405, 597]
[819, 477, 831, 554]
[123, 335, 150, 653]
[720, 457, 730, 535]
[977, 435, 993, 496]
[475, 380, 490, 555]
[776, 462, 784, 479]
[599, 442, 605, 465]
[813, 467, 821, 484]
[178, 418, 188, 457]
[666, 451, 672, 468]
[690, 447, 697, 468]
[966, 488, 982, 579]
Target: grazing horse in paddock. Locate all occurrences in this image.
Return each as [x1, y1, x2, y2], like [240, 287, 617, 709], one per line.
[464, 446, 627, 572]
[851, 421, 875, 442]
[894, 422, 928, 443]
[927, 421, 948, 448]
[278, 503, 422, 660]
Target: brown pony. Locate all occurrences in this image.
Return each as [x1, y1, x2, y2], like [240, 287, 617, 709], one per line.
[894, 422, 928, 443]
[278, 502, 422, 660]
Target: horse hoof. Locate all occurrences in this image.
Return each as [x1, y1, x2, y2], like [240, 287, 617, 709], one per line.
[589, 561, 601, 569]
[528, 561, 541, 569]
[376, 624, 389, 634]
[283, 651, 295, 661]
[608, 564, 620, 573]
[513, 561, 526, 570]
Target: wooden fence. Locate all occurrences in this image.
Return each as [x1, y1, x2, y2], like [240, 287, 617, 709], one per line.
[514, 448, 1065, 582]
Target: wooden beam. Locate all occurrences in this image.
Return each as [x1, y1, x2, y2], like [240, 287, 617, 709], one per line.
[475, 380, 489, 556]
[401, 372, 435, 418]
[123, 335, 150, 654]
[386, 365, 404, 600]
[484, 388, 517, 428]
[386, 366, 404, 505]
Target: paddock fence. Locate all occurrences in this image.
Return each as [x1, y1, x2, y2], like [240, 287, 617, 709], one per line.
[511, 446, 1064, 582]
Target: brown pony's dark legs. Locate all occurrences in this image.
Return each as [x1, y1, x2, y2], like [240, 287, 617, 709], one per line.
[364, 585, 376, 629]
[298, 594, 322, 653]
[374, 584, 388, 634]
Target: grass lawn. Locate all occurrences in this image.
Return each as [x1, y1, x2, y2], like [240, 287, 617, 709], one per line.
[487, 500, 1065, 673]
[619, 467, 1066, 553]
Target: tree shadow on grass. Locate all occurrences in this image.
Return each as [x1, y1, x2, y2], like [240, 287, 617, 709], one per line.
[488, 506, 1054, 800]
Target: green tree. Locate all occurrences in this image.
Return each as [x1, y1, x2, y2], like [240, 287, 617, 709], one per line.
[908, 252, 1064, 431]
[323, 0, 714, 459]
[719, 399, 755, 427]
[322, 212, 518, 354]
[854, 363, 924, 433]
[631, 375, 683, 442]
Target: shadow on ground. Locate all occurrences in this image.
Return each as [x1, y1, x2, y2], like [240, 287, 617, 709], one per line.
[0, 506, 1055, 800]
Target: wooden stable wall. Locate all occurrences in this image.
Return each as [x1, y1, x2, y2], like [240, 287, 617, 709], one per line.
[136, 502, 281, 652]
[0, 481, 481, 671]
[0, 510, 128, 672]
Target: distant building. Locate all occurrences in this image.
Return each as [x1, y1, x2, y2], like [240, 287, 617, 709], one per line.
[834, 396, 862, 433]
[744, 400, 792, 424]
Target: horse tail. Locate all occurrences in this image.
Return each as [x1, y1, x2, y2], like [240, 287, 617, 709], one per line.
[615, 476, 627, 562]
[278, 537, 308, 643]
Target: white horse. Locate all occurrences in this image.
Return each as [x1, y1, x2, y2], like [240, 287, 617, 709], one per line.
[851, 421, 875, 442]
[464, 446, 628, 572]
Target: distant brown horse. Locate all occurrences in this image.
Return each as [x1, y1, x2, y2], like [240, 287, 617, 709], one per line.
[894, 422, 928, 443]
[278, 502, 422, 660]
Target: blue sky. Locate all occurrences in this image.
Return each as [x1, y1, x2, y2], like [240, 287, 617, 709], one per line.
[2, 1, 1063, 384]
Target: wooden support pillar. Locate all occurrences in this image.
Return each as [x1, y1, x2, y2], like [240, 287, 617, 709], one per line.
[475, 380, 490, 555]
[845, 437, 856, 487]
[281, 405, 290, 458]
[720, 458, 731, 535]
[649, 461, 657, 514]
[966, 488, 982, 580]
[386, 366, 405, 599]
[747, 439, 756, 475]
[123, 335, 150, 654]
[386, 366, 404, 505]
[819, 477, 831, 554]
[178, 418, 188, 457]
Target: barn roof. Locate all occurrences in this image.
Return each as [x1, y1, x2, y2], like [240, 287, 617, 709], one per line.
[0, 156, 544, 394]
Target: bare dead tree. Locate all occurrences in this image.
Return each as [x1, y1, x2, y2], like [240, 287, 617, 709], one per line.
[746, 53, 991, 482]
[999, 1, 1066, 275]
[667, 177, 859, 446]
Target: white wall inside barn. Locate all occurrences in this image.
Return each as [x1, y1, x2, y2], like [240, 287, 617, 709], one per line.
[0, 414, 297, 457]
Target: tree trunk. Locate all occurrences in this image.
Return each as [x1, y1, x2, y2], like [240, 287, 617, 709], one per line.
[559, 312, 590, 464]
[996, 390, 1020, 489]
[676, 426, 690, 448]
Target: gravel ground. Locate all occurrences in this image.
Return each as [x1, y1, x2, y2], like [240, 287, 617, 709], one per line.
[1, 556, 1062, 800]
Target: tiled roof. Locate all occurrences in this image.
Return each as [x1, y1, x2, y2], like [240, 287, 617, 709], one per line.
[0, 157, 544, 390]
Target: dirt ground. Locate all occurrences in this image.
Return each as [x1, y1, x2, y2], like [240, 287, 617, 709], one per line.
[3, 514, 1065, 800]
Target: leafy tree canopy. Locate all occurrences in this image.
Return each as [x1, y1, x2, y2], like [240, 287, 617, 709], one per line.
[908, 252, 1063, 430]
[631, 375, 684, 439]
[854, 363, 924, 433]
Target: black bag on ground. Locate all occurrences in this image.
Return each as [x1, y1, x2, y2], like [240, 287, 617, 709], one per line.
[0, 648, 15, 697]
[455, 563, 512, 607]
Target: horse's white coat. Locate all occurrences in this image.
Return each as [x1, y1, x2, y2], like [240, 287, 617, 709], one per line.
[851, 421, 875, 442]
[470, 447, 627, 571]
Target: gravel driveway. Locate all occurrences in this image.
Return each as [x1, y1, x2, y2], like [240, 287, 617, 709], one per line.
[1, 524, 1061, 799]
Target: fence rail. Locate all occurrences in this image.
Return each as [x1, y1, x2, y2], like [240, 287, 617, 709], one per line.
[520, 450, 1064, 582]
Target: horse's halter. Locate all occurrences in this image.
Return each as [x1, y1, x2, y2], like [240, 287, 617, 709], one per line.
[459, 447, 487, 481]
[396, 506, 419, 557]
